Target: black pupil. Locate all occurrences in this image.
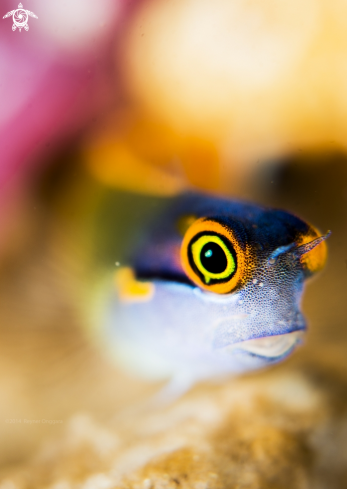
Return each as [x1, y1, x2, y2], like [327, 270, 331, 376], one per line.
[200, 242, 227, 274]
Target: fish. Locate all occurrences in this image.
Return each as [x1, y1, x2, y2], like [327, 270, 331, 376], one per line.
[101, 192, 330, 395]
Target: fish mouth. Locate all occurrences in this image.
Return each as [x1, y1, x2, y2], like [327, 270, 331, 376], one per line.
[228, 330, 304, 360]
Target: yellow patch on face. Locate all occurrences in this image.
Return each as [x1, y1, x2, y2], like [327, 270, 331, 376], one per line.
[114, 267, 155, 303]
[298, 227, 328, 273]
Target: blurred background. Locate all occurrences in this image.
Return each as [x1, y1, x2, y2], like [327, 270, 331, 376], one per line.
[0, 0, 347, 482]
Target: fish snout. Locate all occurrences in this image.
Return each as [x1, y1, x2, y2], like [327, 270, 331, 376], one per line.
[212, 311, 306, 360]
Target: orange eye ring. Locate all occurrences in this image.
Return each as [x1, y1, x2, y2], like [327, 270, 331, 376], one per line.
[180, 218, 248, 294]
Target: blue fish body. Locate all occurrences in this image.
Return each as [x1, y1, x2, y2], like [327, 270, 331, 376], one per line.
[102, 193, 329, 388]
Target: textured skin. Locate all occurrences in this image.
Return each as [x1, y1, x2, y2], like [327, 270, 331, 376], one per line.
[103, 193, 327, 388]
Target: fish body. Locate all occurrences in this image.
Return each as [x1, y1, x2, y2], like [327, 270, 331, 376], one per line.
[102, 193, 329, 388]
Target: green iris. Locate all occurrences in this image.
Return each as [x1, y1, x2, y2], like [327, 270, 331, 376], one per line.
[190, 234, 236, 284]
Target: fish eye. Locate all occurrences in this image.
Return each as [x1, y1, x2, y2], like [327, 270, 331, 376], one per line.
[191, 234, 236, 283]
[181, 218, 247, 294]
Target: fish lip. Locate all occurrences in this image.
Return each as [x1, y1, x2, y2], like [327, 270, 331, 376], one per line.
[225, 330, 305, 360]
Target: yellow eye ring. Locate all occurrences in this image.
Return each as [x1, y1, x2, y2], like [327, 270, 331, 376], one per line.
[181, 218, 247, 294]
[190, 234, 236, 284]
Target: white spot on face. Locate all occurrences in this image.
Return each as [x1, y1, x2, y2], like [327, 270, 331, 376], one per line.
[259, 282, 264, 287]
[252, 279, 258, 284]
